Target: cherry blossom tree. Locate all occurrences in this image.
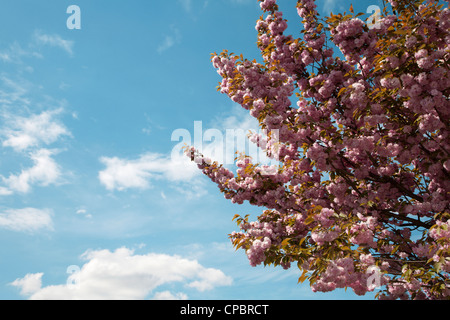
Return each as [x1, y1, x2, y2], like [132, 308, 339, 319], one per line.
[186, 0, 449, 299]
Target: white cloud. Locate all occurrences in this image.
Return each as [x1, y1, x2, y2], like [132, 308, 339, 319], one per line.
[2, 108, 71, 152]
[11, 247, 232, 300]
[0, 208, 53, 233]
[76, 208, 92, 219]
[187, 267, 232, 291]
[0, 108, 69, 196]
[33, 31, 74, 56]
[1, 149, 62, 193]
[0, 187, 12, 196]
[0, 75, 31, 108]
[98, 152, 199, 191]
[98, 105, 277, 194]
[170, 177, 208, 199]
[214, 104, 258, 131]
[0, 35, 71, 199]
[10, 273, 44, 296]
[205, 104, 274, 166]
[152, 291, 188, 300]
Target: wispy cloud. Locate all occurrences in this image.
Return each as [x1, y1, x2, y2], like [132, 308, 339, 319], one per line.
[178, 0, 192, 12]
[0, 42, 43, 65]
[157, 25, 181, 54]
[204, 104, 274, 167]
[323, 0, 336, 14]
[1, 108, 71, 152]
[157, 36, 176, 54]
[33, 31, 74, 56]
[11, 247, 232, 300]
[1, 149, 62, 194]
[177, 0, 210, 18]
[0, 34, 73, 199]
[0, 109, 70, 194]
[0, 89, 72, 200]
[321, 0, 346, 15]
[0, 52, 11, 63]
[0, 208, 53, 233]
[0, 75, 32, 108]
[76, 208, 92, 219]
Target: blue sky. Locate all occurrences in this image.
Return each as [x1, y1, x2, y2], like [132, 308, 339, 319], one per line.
[0, 0, 382, 300]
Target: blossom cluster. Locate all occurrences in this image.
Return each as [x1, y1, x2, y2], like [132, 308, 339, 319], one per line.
[310, 257, 390, 295]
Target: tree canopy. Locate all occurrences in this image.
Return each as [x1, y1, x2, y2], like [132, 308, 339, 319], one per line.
[186, 0, 450, 299]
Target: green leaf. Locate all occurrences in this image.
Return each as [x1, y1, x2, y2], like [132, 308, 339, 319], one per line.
[298, 269, 309, 284]
[305, 216, 315, 225]
[298, 237, 306, 246]
[281, 238, 291, 247]
[337, 87, 347, 97]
